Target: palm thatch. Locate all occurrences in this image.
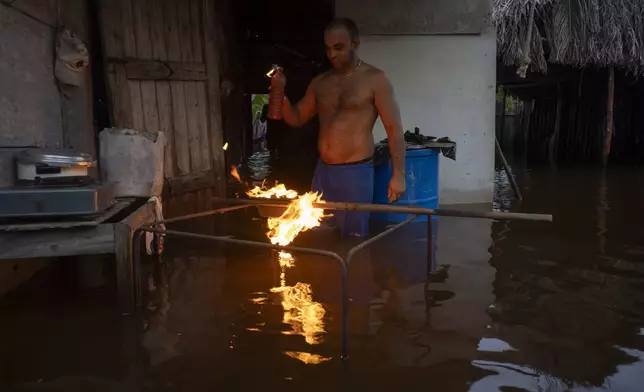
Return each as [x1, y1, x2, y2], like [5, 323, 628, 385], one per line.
[494, 0, 644, 75]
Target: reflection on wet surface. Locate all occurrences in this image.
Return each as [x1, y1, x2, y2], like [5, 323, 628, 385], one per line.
[269, 251, 327, 347]
[1, 155, 644, 391]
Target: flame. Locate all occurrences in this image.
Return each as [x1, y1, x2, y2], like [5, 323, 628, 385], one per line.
[230, 165, 241, 182]
[267, 192, 326, 246]
[263, 189, 329, 345]
[237, 173, 329, 350]
[223, 142, 228, 150]
[246, 183, 298, 199]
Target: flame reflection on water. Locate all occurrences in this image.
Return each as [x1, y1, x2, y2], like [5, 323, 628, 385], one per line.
[271, 252, 326, 346]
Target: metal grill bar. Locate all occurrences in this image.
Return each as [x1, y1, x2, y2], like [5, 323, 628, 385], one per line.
[128, 198, 553, 361]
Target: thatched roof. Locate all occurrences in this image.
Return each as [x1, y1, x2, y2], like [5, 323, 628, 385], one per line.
[494, 0, 644, 75]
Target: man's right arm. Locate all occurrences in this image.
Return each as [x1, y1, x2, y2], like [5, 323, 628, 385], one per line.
[280, 79, 317, 128]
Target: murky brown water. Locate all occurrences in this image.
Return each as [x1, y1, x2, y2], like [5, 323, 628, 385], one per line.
[1, 155, 643, 391]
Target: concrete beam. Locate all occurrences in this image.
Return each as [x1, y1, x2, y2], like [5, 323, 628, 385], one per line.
[335, 0, 491, 35]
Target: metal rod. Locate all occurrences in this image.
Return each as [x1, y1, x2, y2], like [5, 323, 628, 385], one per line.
[345, 216, 419, 265]
[133, 227, 349, 357]
[130, 191, 552, 360]
[144, 204, 252, 227]
[341, 215, 419, 359]
[339, 258, 349, 360]
[141, 228, 345, 264]
[427, 218, 435, 278]
[216, 198, 552, 222]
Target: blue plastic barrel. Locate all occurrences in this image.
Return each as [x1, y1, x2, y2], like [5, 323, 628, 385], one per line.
[372, 148, 439, 223]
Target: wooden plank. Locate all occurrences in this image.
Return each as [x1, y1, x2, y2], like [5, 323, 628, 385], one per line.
[0, 225, 115, 260]
[177, 2, 195, 67]
[99, 1, 133, 127]
[178, 0, 202, 172]
[164, 0, 190, 175]
[133, 0, 153, 59]
[202, 0, 226, 197]
[165, 170, 215, 196]
[113, 63, 134, 127]
[169, 81, 190, 175]
[152, 4, 173, 180]
[133, 0, 160, 133]
[184, 84, 203, 171]
[156, 81, 174, 176]
[0, 199, 136, 232]
[163, 0, 181, 59]
[197, 82, 211, 170]
[120, 0, 145, 130]
[122, 60, 207, 81]
[99, 0, 122, 57]
[150, 3, 175, 178]
[190, 0, 203, 63]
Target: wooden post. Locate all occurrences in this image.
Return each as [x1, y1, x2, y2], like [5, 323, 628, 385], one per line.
[602, 66, 615, 165]
[549, 85, 563, 166]
[495, 137, 523, 201]
[114, 223, 135, 315]
[203, 0, 227, 197]
[500, 88, 507, 144]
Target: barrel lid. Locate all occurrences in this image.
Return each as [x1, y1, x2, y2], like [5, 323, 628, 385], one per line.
[405, 146, 436, 155]
[17, 148, 95, 167]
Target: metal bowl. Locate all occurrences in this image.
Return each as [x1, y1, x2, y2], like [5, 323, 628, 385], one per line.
[256, 204, 287, 218]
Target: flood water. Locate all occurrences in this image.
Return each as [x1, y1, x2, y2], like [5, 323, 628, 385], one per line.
[1, 155, 644, 391]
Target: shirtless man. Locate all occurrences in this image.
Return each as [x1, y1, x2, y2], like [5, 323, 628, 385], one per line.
[272, 18, 406, 237]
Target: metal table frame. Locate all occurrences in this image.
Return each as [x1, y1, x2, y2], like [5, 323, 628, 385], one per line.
[130, 198, 553, 360]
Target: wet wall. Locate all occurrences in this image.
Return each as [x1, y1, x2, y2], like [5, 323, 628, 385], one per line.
[0, 0, 95, 295]
[336, 0, 496, 204]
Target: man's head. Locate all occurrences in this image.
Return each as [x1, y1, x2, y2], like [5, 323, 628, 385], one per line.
[324, 18, 360, 71]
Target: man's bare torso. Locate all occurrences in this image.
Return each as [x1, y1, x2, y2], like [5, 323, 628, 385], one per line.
[312, 63, 381, 164]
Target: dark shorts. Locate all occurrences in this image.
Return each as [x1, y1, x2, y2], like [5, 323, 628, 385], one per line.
[311, 158, 374, 237]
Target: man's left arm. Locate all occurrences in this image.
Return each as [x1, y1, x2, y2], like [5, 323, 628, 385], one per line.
[374, 72, 406, 202]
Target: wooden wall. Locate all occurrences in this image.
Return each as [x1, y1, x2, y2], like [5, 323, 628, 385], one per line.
[508, 68, 644, 165]
[99, 0, 227, 209]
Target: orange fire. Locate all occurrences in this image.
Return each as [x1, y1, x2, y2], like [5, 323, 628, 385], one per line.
[247, 183, 298, 199]
[265, 190, 329, 348]
[267, 192, 326, 246]
[230, 165, 241, 182]
[233, 162, 330, 354]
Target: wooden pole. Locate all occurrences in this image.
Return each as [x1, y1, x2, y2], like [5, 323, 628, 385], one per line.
[500, 88, 507, 143]
[549, 85, 563, 166]
[603, 66, 615, 165]
[495, 137, 523, 201]
[517, 0, 537, 78]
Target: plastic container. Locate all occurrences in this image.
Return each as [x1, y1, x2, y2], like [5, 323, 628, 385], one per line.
[99, 128, 166, 197]
[372, 148, 439, 223]
[268, 66, 285, 120]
